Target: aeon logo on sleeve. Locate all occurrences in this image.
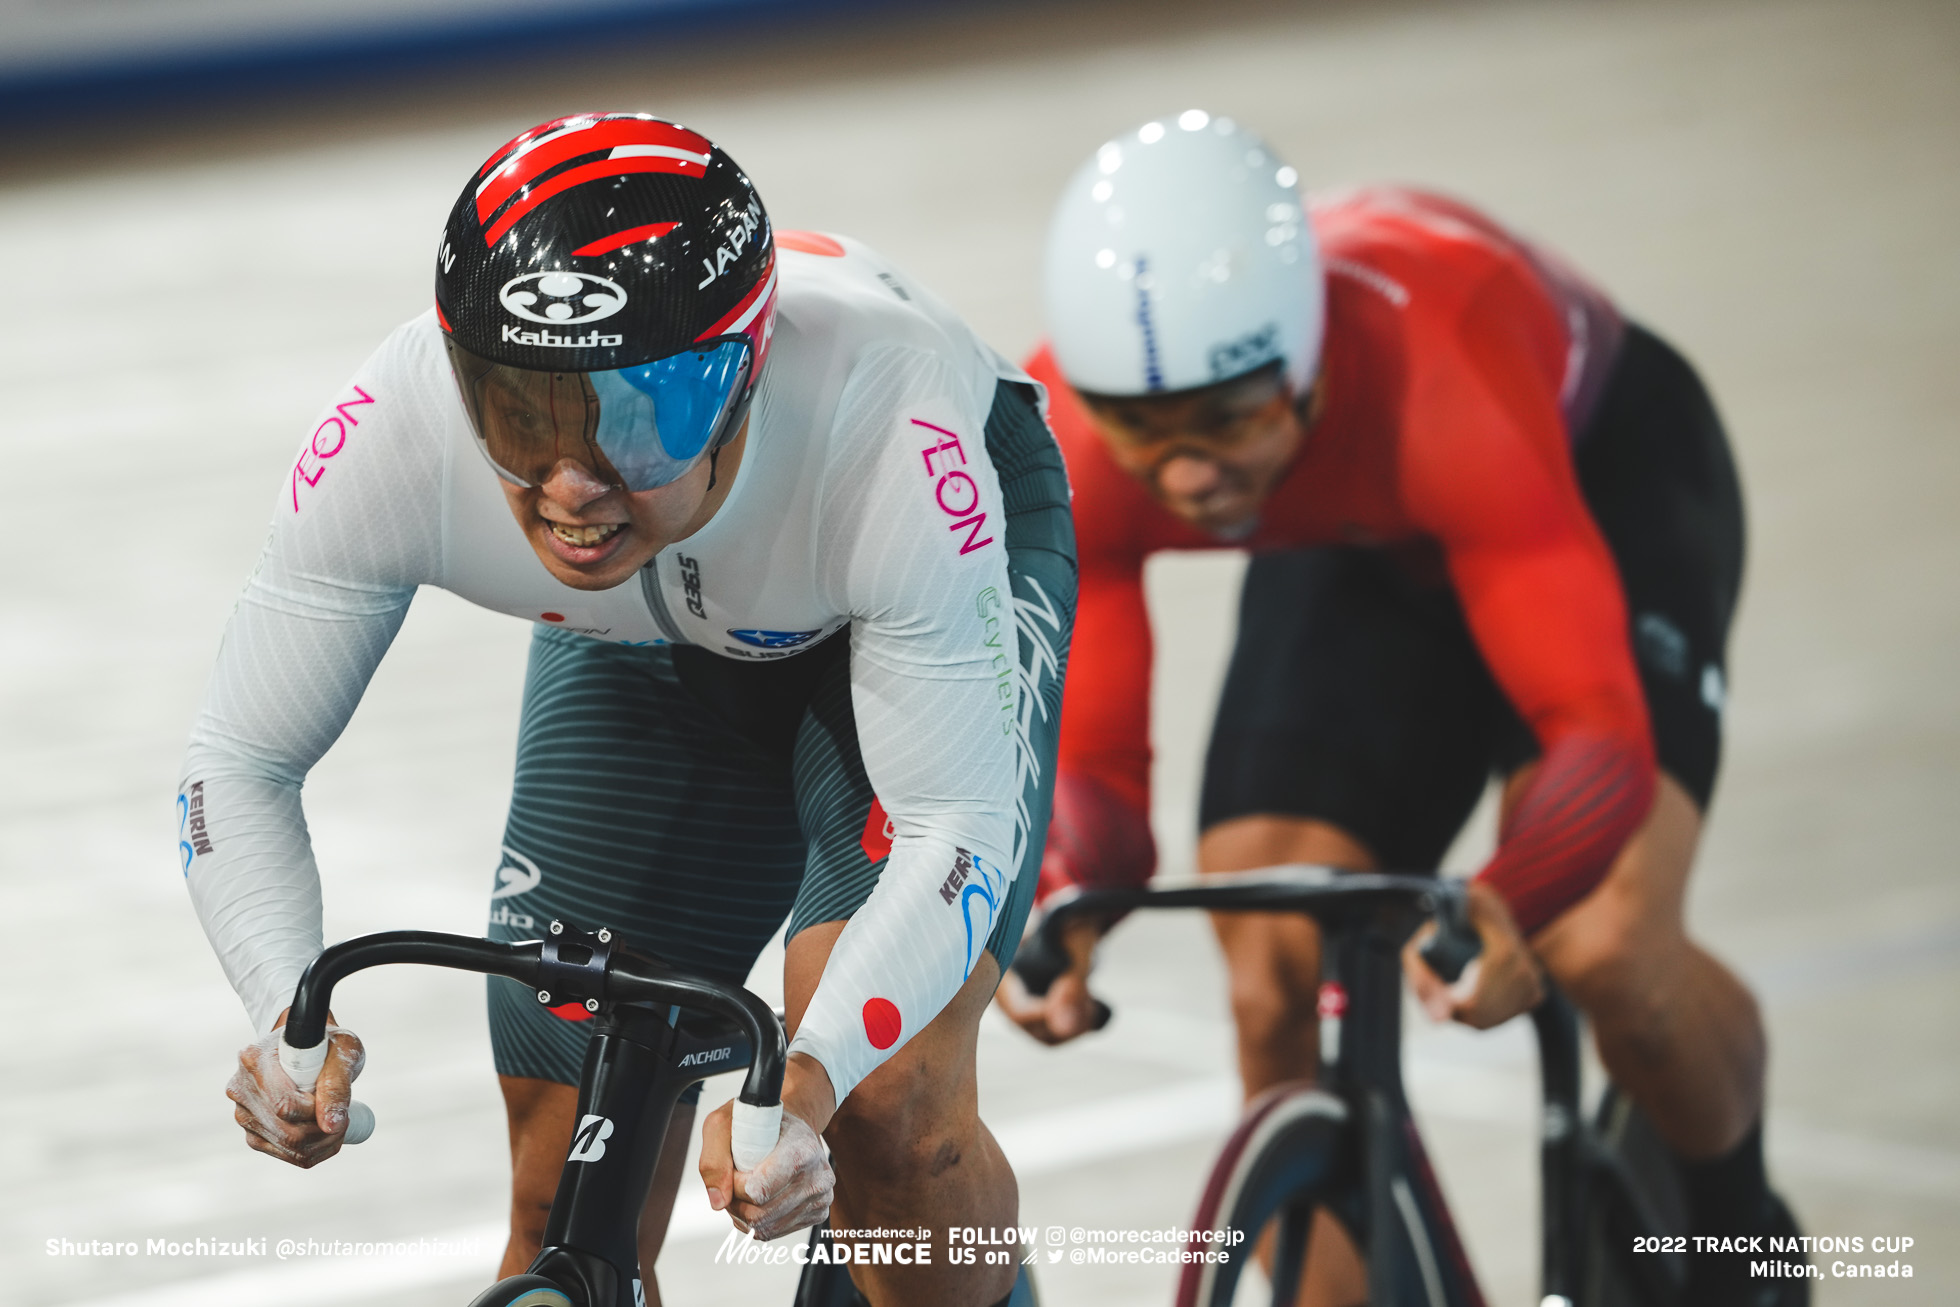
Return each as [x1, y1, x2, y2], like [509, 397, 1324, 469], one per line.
[490, 846, 543, 899]
[291, 385, 375, 513]
[500, 271, 628, 325]
[727, 629, 820, 650]
[912, 419, 996, 557]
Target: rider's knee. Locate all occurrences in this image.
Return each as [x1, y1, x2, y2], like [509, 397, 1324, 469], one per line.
[827, 1069, 975, 1180]
[1224, 952, 1318, 1047]
[1542, 900, 1683, 1049]
[1545, 907, 1646, 1003]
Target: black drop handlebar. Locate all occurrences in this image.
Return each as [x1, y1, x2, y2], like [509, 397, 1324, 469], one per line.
[281, 929, 787, 1111]
[1011, 866, 1484, 996]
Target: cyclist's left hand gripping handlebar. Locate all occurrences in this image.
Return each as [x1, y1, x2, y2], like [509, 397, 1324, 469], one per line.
[277, 1034, 375, 1146]
[1418, 880, 1483, 985]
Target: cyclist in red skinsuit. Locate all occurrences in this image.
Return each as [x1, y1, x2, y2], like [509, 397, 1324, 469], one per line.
[1002, 117, 1799, 1307]
[1042, 187, 1654, 939]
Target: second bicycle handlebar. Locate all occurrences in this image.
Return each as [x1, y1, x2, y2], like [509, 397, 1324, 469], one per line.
[1012, 866, 1484, 995]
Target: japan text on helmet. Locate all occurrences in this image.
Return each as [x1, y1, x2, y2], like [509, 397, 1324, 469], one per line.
[1043, 111, 1322, 398]
[436, 113, 777, 492]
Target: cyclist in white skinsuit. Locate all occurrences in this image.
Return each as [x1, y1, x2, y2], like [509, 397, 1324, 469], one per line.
[186, 113, 1069, 1307]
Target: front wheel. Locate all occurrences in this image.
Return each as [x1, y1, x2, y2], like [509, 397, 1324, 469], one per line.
[1177, 1084, 1350, 1307]
[466, 1274, 577, 1307]
[1583, 1085, 1688, 1307]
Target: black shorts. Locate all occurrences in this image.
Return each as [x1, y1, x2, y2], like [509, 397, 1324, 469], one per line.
[1199, 323, 1744, 872]
[486, 380, 1076, 1086]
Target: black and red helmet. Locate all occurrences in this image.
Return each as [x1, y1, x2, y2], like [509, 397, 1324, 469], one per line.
[435, 112, 777, 374]
[437, 114, 778, 494]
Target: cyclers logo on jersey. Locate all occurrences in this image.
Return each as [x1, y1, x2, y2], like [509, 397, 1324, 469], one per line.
[727, 629, 821, 650]
[567, 1114, 614, 1163]
[940, 847, 1008, 980]
[490, 846, 543, 899]
[500, 271, 628, 325]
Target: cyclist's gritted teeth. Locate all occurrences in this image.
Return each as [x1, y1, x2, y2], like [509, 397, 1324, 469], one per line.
[549, 521, 625, 548]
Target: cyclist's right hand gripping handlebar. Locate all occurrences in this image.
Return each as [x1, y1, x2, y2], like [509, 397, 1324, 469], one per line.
[1418, 880, 1483, 984]
[1009, 889, 1115, 1032]
[276, 1034, 376, 1145]
[730, 1100, 783, 1173]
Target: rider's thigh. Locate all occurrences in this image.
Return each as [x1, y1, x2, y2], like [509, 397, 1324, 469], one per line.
[1524, 769, 1702, 1004]
[1199, 813, 1380, 877]
[497, 1077, 695, 1292]
[1200, 816, 1374, 1093]
[1200, 815, 1372, 997]
[498, 1075, 578, 1278]
[635, 1104, 696, 1299]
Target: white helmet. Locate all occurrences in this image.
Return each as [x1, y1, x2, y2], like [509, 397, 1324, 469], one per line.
[1044, 111, 1322, 397]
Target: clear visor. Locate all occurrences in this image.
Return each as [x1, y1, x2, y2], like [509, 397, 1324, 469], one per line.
[444, 336, 753, 493]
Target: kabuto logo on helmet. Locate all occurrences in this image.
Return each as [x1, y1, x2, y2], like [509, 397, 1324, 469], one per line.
[499, 271, 628, 325]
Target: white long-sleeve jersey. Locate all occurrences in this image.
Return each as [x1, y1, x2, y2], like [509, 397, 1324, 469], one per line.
[179, 234, 1037, 1105]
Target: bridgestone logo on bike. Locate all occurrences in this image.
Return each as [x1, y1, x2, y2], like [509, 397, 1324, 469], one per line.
[566, 1114, 614, 1163]
[679, 1047, 732, 1066]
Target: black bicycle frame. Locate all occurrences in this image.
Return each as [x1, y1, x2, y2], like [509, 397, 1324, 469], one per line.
[1314, 882, 1486, 1307]
[282, 922, 786, 1307]
[1024, 870, 1686, 1307]
[1022, 872, 1487, 1306]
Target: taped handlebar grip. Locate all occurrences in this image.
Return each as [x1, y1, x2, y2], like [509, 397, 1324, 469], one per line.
[730, 1100, 783, 1172]
[277, 1035, 376, 1146]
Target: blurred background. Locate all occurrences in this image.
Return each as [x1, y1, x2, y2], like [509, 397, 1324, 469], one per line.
[2, 0, 1955, 1303]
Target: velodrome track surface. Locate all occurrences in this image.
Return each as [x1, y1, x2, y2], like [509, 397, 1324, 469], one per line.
[2, 0, 1955, 1302]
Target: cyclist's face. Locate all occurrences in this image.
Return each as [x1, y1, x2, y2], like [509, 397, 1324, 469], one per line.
[486, 368, 746, 591]
[1083, 367, 1311, 537]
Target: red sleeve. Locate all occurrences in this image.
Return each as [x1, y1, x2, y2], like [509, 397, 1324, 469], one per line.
[1028, 348, 1159, 897]
[1060, 542, 1154, 816]
[1404, 274, 1656, 934]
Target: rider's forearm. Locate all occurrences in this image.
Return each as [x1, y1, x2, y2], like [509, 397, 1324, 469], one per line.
[789, 822, 1015, 1106]
[179, 536, 413, 1029]
[781, 1053, 838, 1135]
[180, 766, 326, 1030]
[1475, 730, 1655, 935]
[1034, 768, 1156, 908]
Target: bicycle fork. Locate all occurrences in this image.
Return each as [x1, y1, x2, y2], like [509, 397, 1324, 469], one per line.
[1532, 992, 1587, 1307]
[1329, 925, 1486, 1307]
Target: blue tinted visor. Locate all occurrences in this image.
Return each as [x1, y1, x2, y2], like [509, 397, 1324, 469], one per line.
[446, 336, 753, 493]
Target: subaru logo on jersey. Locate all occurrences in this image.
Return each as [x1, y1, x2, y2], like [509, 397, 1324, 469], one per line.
[727, 628, 821, 649]
[499, 271, 628, 325]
